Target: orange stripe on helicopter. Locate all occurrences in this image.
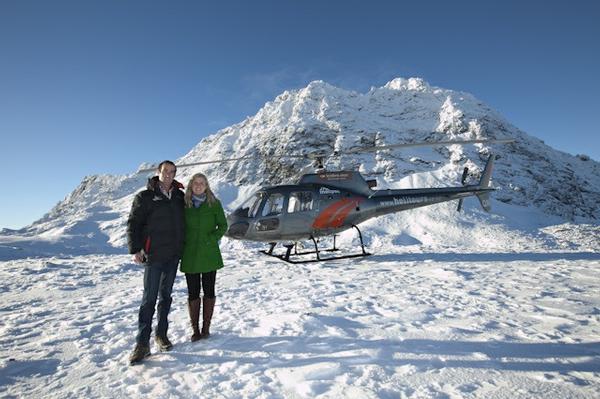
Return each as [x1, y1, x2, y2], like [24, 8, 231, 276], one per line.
[312, 198, 362, 229]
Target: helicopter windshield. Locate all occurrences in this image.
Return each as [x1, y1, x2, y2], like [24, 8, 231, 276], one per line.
[236, 191, 288, 219]
[236, 192, 264, 218]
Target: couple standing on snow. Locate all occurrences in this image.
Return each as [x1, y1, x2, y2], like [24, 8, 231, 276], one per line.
[126, 160, 228, 365]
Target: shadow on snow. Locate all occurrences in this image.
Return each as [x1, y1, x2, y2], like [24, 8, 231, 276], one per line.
[163, 335, 600, 374]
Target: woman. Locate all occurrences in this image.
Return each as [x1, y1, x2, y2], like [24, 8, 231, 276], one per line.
[180, 173, 228, 342]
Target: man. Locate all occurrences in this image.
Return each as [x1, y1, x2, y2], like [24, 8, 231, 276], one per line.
[127, 160, 185, 365]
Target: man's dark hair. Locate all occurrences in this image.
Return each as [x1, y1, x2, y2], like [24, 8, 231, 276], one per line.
[157, 160, 177, 172]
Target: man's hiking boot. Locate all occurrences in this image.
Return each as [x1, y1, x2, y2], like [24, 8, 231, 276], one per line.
[155, 335, 173, 351]
[129, 344, 150, 365]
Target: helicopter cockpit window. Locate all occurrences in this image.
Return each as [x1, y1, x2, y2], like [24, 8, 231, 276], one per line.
[237, 193, 263, 218]
[287, 191, 313, 213]
[261, 193, 284, 217]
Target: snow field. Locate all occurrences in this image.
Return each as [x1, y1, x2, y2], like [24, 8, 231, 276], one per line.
[1, 249, 600, 398]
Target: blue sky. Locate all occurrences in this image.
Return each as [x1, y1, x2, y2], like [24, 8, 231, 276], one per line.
[1, 0, 599, 229]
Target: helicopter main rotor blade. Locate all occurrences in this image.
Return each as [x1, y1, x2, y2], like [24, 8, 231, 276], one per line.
[137, 138, 514, 173]
[340, 138, 515, 155]
[137, 154, 259, 173]
[138, 151, 328, 173]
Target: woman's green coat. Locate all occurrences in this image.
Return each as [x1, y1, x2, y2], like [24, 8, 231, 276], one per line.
[180, 200, 228, 274]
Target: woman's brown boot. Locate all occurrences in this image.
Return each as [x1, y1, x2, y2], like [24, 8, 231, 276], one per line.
[188, 298, 201, 342]
[200, 297, 216, 339]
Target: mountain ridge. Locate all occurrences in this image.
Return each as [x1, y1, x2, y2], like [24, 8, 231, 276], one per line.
[1, 77, 598, 259]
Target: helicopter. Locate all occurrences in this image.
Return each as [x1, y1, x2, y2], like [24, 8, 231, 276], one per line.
[141, 138, 514, 263]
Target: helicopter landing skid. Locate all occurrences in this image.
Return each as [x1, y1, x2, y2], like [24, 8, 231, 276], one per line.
[259, 225, 372, 264]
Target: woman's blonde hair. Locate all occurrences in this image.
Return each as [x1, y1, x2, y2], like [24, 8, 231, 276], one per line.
[185, 173, 217, 208]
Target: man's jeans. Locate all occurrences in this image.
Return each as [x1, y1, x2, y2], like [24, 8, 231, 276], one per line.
[136, 258, 178, 346]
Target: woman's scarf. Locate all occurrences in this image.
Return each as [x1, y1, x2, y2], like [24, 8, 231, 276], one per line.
[192, 193, 207, 208]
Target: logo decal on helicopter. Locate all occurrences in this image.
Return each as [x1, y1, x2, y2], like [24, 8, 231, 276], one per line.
[319, 187, 341, 195]
[312, 198, 363, 229]
[379, 196, 446, 207]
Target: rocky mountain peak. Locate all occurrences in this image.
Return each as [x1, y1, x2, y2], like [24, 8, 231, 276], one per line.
[4, 77, 598, 258]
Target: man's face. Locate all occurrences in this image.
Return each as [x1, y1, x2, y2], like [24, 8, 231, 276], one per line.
[158, 164, 176, 188]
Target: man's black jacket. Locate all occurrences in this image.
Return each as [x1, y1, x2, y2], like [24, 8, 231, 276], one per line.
[127, 177, 185, 264]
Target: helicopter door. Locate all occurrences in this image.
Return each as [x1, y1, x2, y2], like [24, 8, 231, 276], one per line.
[287, 191, 313, 213]
[282, 191, 315, 237]
[255, 192, 284, 232]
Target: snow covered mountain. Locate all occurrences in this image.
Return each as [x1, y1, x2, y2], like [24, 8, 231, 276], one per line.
[1, 77, 599, 259]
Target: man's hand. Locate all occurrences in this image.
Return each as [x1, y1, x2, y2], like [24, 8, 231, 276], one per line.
[133, 250, 146, 264]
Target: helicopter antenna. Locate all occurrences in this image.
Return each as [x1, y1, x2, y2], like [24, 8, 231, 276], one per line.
[313, 156, 325, 170]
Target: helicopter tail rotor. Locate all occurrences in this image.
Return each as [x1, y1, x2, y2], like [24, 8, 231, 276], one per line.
[456, 166, 469, 212]
[457, 154, 495, 212]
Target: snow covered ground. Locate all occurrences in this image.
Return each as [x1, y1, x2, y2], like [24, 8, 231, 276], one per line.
[2, 76, 599, 397]
[2, 246, 599, 398]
